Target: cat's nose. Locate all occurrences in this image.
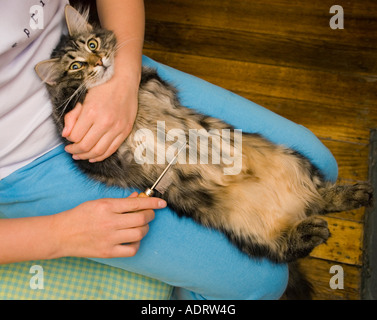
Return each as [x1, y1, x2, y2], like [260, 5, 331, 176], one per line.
[95, 58, 103, 67]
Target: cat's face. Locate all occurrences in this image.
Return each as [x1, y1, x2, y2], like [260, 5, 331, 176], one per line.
[53, 30, 116, 89]
[35, 5, 116, 89]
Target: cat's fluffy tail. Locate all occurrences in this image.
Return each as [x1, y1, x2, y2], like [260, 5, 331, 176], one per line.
[281, 261, 314, 300]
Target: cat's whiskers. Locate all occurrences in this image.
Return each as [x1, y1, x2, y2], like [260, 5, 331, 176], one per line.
[55, 81, 88, 122]
[56, 67, 106, 122]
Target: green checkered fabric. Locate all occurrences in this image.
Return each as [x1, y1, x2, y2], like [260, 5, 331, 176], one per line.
[0, 257, 172, 300]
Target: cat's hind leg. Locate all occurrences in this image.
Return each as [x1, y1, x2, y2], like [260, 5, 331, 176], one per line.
[276, 180, 374, 262]
[282, 216, 330, 262]
[222, 215, 330, 263]
[317, 182, 373, 213]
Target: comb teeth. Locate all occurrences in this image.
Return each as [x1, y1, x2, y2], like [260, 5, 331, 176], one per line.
[154, 170, 174, 194]
[152, 142, 186, 194]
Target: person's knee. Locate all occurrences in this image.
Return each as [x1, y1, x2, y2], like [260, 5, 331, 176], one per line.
[173, 261, 288, 300]
[226, 261, 289, 300]
[245, 262, 289, 300]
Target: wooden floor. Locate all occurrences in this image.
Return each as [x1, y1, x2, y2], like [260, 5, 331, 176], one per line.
[143, 0, 377, 299]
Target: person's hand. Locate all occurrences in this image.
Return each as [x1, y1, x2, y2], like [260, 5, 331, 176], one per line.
[53, 192, 167, 258]
[62, 75, 139, 163]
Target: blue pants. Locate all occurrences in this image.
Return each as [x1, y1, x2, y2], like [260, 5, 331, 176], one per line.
[0, 57, 338, 299]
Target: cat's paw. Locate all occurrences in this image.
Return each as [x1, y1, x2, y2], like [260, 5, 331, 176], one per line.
[346, 182, 374, 208]
[287, 216, 330, 260]
[296, 216, 330, 245]
[321, 182, 374, 213]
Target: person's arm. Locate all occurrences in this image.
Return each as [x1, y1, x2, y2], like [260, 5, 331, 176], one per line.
[63, 0, 145, 163]
[96, 0, 145, 82]
[0, 194, 166, 264]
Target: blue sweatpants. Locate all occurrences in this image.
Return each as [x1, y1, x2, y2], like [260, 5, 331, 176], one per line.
[0, 57, 338, 299]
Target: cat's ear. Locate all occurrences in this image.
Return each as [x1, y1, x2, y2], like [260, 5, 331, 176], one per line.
[65, 5, 93, 36]
[34, 59, 60, 86]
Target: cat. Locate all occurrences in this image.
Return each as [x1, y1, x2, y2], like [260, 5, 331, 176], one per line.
[35, 5, 373, 298]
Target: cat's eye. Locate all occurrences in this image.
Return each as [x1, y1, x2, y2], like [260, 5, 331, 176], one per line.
[69, 61, 84, 71]
[87, 39, 99, 51]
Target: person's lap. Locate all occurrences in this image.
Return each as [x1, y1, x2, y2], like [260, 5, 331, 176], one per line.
[0, 57, 338, 299]
[0, 144, 289, 300]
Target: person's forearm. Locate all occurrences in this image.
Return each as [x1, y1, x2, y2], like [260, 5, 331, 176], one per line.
[96, 0, 145, 83]
[0, 196, 165, 264]
[0, 215, 62, 264]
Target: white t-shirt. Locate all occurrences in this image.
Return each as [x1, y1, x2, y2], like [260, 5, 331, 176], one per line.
[0, 0, 68, 180]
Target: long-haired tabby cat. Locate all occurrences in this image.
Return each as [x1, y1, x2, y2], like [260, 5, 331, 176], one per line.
[35, 5, 373, 299]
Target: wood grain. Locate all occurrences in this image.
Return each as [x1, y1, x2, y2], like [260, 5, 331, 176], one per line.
[145, 0, 377, 49]
[233, 93, 375, 145]
[299, 258, 361, 300]
[143, 50, 377, 115]
[145, 20, 377, 75]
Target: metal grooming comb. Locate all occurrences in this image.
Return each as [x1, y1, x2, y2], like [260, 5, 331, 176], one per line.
[138, 142, 186, 198]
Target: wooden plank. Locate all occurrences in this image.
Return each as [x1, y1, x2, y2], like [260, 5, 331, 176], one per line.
[145, 20, 377, 75]
[326, 208, 365, 223]
[299, 257, 361, 300]
[144, 0, 377, 49]
[232, 92, 372, 145]
[321, 140, 369, 182]
[310, 217, 364, 266]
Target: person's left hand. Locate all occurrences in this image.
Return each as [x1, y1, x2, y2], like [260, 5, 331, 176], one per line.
[62, 76, 138, 163]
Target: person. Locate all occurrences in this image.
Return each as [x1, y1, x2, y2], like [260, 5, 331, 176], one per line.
[0, 0, 157, 263]
[1, 0, 328, 299]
